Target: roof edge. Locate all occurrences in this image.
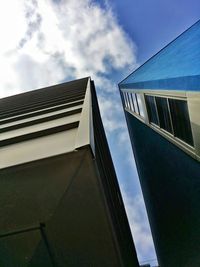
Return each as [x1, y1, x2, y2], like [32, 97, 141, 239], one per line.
[119, 18, 200, 86]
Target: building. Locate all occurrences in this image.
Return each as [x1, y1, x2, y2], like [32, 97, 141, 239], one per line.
[0, 77, 139, 267]
[119, 20, 200, 267]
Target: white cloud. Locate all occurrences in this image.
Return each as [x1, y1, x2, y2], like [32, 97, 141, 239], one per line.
[0, 0, 137, 98]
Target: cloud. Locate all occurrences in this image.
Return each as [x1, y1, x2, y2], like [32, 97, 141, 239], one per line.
[0, 0, 137, 99]
[0, 0, 137, 141]
[121, 190, 158, 266]
[18, 0, 42, 49]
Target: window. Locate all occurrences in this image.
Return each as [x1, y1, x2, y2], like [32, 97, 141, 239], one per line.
[136, 94, 145, 117]
[132, 93, 139, 114]
[128, 93, 134, 112]
[130, 93, 135, 113]
[169, 99, 194, 146]
[122, 88, 195, 154]
[156, 97, 173, 134]
[145, 94, 194, 147]
[122, 91, 146, 118]
[145, 95, 159, 125]
[125, 92, 130, 109]
[123, 92, 128, 108]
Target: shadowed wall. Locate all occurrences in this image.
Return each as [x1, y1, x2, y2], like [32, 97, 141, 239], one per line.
[126, 112, 200, 267]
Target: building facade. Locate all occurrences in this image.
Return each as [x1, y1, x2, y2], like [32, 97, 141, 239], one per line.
[119, 20, 200, 267]
[0, 77, 139, 267]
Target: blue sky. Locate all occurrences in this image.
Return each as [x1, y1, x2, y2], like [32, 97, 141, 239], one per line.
[107, 0, 200, 63]
[0, 1, 199, 266]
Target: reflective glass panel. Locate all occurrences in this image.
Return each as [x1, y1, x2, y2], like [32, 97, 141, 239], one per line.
[145, 95, 159, 125]
[123, 92, 127, 108]
[156, 97, 172, 133]
[130, 93, 135, 112]
[136, 94, 145, 117]
[126, 92, 130, 109]
[132, 93, 139, 114]
[169, 99, 194, 146]
[128, 93, 134, 112]
[124, 92, 128, 108]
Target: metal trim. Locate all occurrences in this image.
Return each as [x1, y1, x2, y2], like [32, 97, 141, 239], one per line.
[120, 88, 187, 98]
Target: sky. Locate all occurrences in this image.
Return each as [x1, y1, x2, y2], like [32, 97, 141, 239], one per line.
[0, 1, 199, 266]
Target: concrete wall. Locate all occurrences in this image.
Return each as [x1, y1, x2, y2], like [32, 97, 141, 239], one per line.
[0, 147, 123, 266]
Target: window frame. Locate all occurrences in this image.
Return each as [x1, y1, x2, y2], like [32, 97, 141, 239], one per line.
[168, 98, 194, 147]
[145, 93, 194, 147]
[121, 88, 197, 161]
[155, 96, 173, 134]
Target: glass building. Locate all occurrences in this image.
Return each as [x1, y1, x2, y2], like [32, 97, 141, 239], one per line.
[119, 19, 200, 267]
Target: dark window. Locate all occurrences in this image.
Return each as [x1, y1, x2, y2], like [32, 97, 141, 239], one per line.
[156, 97, 173, 133]
[145, 94, 194, 148]
[145, 95, 159, 125]
[169, 99, 194, 146]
